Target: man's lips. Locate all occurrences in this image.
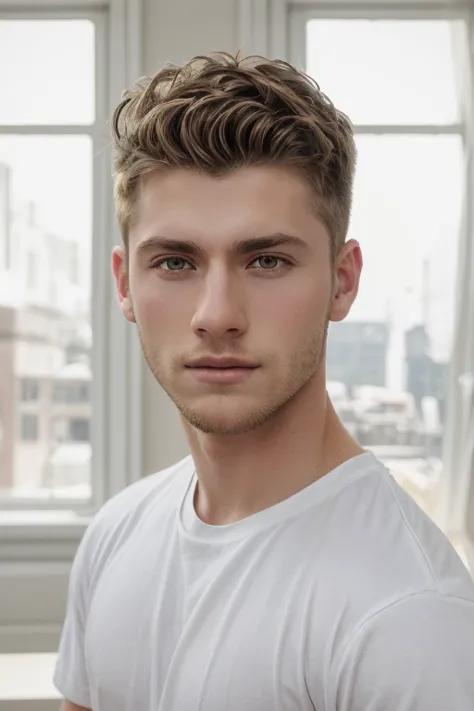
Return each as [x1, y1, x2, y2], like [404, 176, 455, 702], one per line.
[185, 358, 260, 384]
[185, 357, 259, 369]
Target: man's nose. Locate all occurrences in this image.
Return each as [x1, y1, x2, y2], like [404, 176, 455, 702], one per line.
[191, 268, 248, 339]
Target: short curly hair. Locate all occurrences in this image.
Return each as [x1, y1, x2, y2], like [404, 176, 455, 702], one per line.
[111, 52, 356, 261]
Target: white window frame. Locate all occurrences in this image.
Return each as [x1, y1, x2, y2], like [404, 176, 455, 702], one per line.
[237, 0, 474, 540]
[0, 0, 144, 646]
[0, 6, 108, 516]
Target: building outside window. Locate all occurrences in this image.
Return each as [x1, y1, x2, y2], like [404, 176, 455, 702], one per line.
[20, 378, 39, 402]
[20, 413, 38, 441]
[289, 12, 466, 528]
[0, 14, 102, 501]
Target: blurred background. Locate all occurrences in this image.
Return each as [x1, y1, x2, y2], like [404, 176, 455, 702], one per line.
[1, 0, 474, 708]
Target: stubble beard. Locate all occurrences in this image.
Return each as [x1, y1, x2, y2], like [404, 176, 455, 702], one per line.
[137, 320, 330, 437]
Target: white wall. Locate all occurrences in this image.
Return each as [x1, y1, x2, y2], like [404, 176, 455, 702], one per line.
[140, 0, 239, 475]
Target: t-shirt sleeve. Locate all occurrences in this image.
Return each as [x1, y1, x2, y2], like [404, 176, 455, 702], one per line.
[53, 528, 94, 709]
[333, 591, 474, 711]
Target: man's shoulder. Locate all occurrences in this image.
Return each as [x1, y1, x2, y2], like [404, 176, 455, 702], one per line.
[95, 455, 193, 524]
[76, 455, 193, 575]
[305, 462, 474, 706]
[334, 458, 473, 595]
[311, 457, 474, 644]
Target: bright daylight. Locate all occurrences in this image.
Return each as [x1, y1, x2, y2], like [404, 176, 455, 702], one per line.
[1, 2, 474, 711]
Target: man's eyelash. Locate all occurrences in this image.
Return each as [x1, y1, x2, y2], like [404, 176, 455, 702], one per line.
[151, 255, 294, 270]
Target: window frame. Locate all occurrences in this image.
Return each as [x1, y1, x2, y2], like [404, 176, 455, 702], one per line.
[0, 6, 106, 515]
[0, 0, 144, 550]
[289, 5, 468, 137]
[288, 1, 472, 536]
[236, 0, 474, 537]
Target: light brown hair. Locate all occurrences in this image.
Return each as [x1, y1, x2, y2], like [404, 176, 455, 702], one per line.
[111, 52, 356, 261]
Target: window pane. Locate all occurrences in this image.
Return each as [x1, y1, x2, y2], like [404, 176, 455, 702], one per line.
[21, 378, 40, 402]
[20, 414, 38, 441]
[70, 417, 90, 442]
[0, 20, 95, 125]
[306, 20, 461, 125]
[0, 136, 92, 500]
[327, 134, 463, 521]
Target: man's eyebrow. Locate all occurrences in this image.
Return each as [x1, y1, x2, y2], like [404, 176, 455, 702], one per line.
[136, 236, 202, 256]
[135, 233, 308, 256]
[233, 234, 308, 254]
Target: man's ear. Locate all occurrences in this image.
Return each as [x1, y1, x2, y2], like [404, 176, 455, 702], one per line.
[111, 247, 136, 323]
[329, 239, 363, 323]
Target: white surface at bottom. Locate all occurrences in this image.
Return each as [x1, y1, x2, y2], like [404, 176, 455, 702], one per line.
[0, 653, 59, 700]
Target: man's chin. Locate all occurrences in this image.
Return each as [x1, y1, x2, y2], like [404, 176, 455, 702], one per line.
[177, 401, 272, 436]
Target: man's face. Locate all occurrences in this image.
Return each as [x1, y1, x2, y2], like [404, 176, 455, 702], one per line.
[113, 165, 361, 435]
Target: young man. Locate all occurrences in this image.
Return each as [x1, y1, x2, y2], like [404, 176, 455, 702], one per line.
[55, 53, 474, 711]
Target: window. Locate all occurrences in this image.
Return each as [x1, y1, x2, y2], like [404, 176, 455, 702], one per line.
[20, 413, 38, 441]
[291, 13, 467, 527]
[52, 417, 68, 442]
[0, 0, 142, 653]
[0, 13, 105, 503]
[52, 381, 91, 403]
[70, 417, 90, 442]
[20, 378, 39, 402]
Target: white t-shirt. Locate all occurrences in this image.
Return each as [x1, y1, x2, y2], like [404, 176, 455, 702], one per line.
[54, 452, 474, 710]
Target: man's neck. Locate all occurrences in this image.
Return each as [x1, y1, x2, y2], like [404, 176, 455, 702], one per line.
[182, 379, 364, 526]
